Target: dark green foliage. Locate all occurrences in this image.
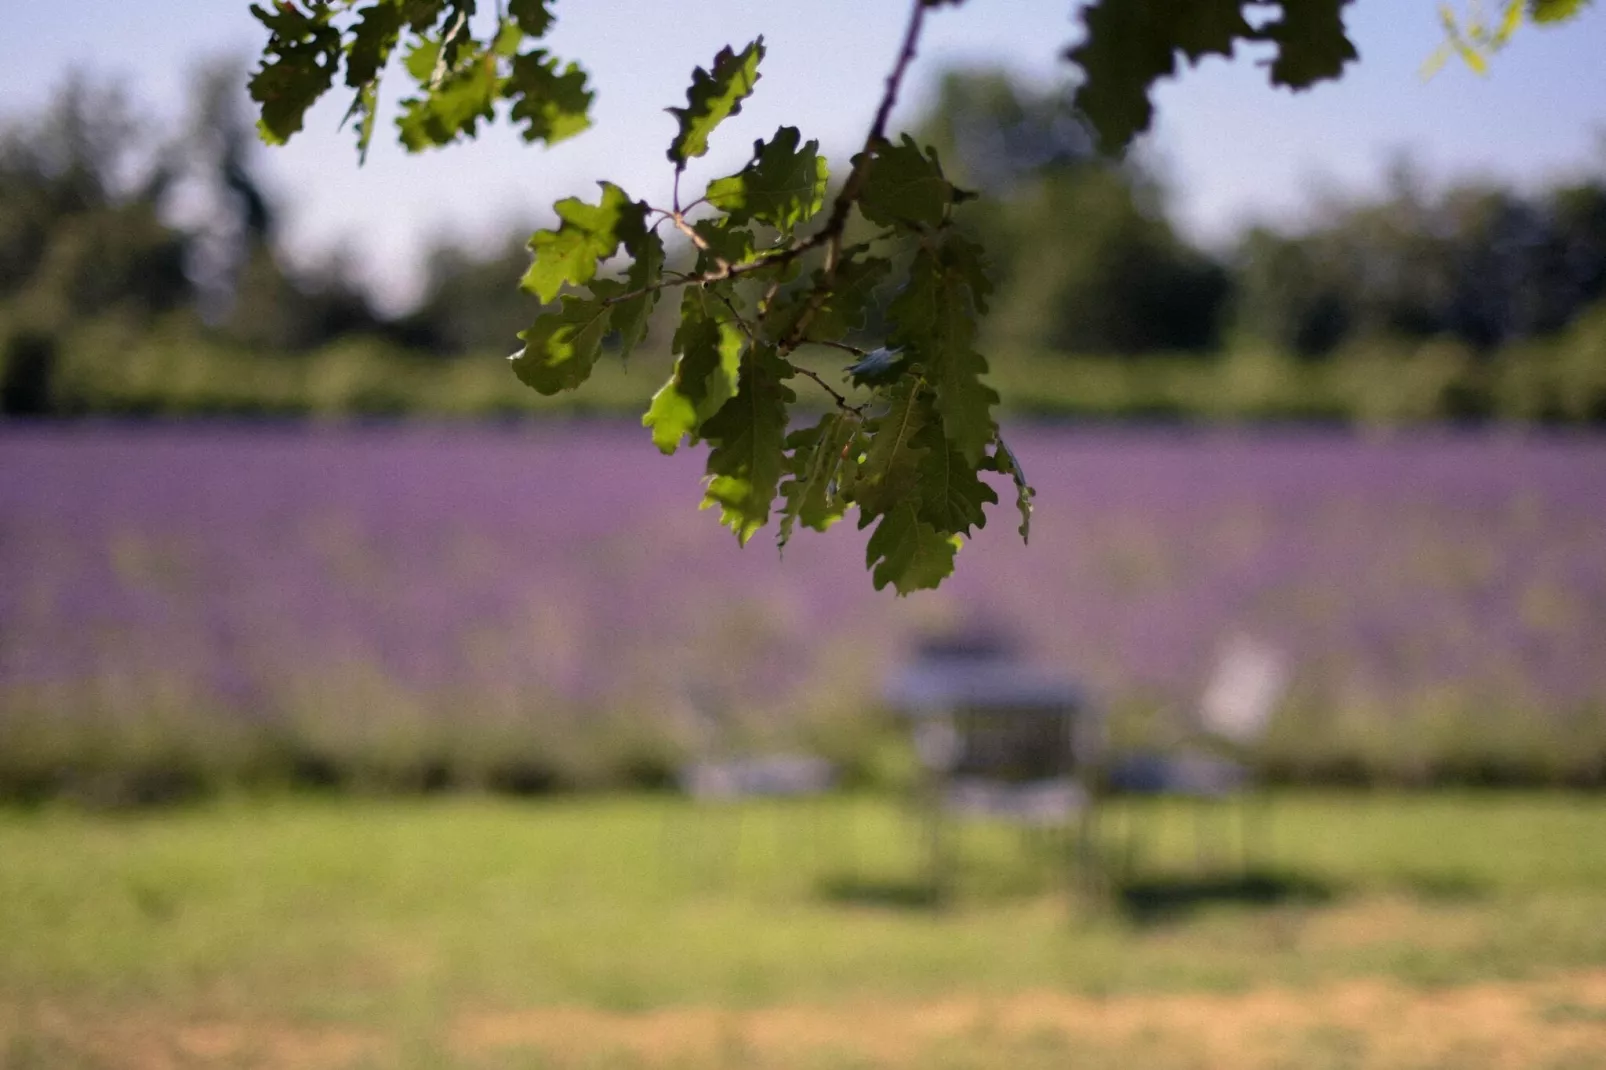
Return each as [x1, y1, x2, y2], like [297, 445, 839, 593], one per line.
[668, 38, 765, 166]
[248, 0, 592, 157]
[1065, 0, 1358, 153]
[858, 135, 958, 229]
[248, 2, 342, 145]
[700, 343, 795, 543]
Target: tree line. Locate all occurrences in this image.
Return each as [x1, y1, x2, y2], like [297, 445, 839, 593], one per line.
[3, 64, 1603, 421]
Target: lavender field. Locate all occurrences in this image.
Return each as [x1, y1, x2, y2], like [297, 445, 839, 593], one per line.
[2, 423, 1604, 798]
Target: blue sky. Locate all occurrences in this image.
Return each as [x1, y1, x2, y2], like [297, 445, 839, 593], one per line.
[6, 1, 1604, 310]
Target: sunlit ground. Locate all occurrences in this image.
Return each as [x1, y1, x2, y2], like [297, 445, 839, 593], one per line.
[3, 793, 1605, 1069]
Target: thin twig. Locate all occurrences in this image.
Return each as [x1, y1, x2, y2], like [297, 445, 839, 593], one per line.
[716, 291, 864, 415]
[600, 0, 934, 349]
[813, 339, 870, 358]
[773, 0, 930, 352]
[598, 229, 823, 308]
[797, 368, 864, 415]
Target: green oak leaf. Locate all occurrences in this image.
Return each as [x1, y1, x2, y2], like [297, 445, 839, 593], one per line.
[347, 3, 404, 87]
[505, 50, 593, 144]
[888, 238, 998, 466]
[857, 134, 954, 230]
[866, 504, 961, 595]
[778, 412, 859, 550]
[706, 126, 829, 236]
[691, 218, 757, 273]
[248, 2, 342, 145]
[1532, 0, 1591, 22]
[1262, 0, 1358, 88]
[668, 38, 765, 166]
[766, 253, 892, 345]
[854, 377, 931, 518]
[508, 0, 555, 35]
[1067, 0, 1253, 153]
[700, 344, 795, 544]
[510, 294, 612, 395]
[607, 228, 664, 362]
[912, 424, 997, 536]
[643, 287, 743, 454]
[396, 40, 501, 149]
[342, 82, 382, 162]
[1067, 0, 1358, 153]
[522, 182, 648, 303]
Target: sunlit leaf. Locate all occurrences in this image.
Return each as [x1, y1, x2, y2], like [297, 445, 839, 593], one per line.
[510, 295, 612, 395]
[522, 182, 648, 303]
[643, 287, 743, 454]
[706, 126, 829, 236]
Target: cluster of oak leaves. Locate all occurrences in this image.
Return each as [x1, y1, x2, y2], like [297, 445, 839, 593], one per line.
[246, 0, 1400, 592]
[510, 38, 1031, 596]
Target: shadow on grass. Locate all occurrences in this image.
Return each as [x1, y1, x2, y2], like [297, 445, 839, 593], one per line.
[1114, 869, 1340, 926]
[814, 875, 944, 911]
[1394, 870, 1489, 901]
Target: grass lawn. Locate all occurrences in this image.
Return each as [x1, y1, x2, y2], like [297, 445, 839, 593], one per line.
[2, 792, 1605, 1068]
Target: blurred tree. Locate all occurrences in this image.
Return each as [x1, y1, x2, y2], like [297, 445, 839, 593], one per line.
[396, 229, 542, 355]
[0, 75, 191, 328]
[1234, 162, 1606, 356]
[919, 69, 1230, 356]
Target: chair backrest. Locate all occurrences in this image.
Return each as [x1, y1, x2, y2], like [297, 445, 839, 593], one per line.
[1197, 635, 1289, 746]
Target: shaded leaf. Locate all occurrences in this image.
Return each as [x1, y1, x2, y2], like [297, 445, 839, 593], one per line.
[766, 253, 892, 345]
[1066, 0, 1357, 154]
[854, 377, 931, 517]
[1262, 0, 1359, 88]
[668, 38, 765, 166]
[888, 238, 998, 466]
[700, 344, 795, 544]
[691, 218, 757, 273]
[248, 2, 342, 144]
[778, 412, 859, 550]
[866, 504, 960, 595]
[347, 3, 404, 87]
[1066, 0, 1251, 154]
[913, 424, 996, 536]
[857, 134, 954, 229]
[609, 228, 664, 361]
[1531, 0, 1590, 22]
[508, 0, 555, 35]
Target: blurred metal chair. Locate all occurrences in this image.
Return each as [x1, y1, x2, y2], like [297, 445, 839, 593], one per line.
[670, 686, 836, 887]
[1107, 634, 1290, 873]
[885, 633, 1101, 904]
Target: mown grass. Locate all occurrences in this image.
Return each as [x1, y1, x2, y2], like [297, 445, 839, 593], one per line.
[2, 792, 1605, 1068]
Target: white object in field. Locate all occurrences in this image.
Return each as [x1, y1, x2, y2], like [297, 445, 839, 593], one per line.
[680, 754, 834, 800]
[1198, 635, 1290, 746]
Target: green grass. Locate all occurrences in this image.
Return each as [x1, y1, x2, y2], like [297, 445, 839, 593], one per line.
[2, 792, 1605, 1068]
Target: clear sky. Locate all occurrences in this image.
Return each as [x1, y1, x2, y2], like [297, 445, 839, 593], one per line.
[6, 1, 1604, 310]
